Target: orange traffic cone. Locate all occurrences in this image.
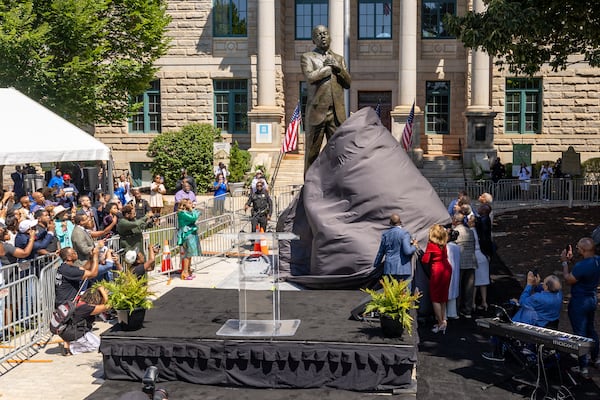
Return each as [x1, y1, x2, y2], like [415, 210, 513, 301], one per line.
[259, 227, 269, 255]
[161, 240, 172, 272]
[253, 239, 261, 255]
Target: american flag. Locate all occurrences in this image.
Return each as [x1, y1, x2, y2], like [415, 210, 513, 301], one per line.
[374, 100, 381, 118]
[282, 103, 301, 153]
[401, 101, 415, 151]
[383, 2, 391, 16]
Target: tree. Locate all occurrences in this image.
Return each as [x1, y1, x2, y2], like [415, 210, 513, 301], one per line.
[445, 1, 600, 75]
[0, 0, 171, 125]
[147, 124, 222, 194]
[228, 141, 251, 182]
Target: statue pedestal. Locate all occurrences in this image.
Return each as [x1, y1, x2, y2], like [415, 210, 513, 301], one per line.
[247, 106, 284, 170]
[216, 232, 300, 337]
[463, 109, 497, 170]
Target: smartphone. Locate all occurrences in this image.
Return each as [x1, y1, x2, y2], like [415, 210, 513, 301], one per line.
[115, 248, 125, 255]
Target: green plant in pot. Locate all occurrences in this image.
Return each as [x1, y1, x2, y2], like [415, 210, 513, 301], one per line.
[98, 269, 155, 331]
[361, 276, 421, 338]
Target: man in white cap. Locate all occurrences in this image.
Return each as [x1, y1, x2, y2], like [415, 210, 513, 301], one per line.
[14, 218, 55, 262]
[125, 244, 157, 278]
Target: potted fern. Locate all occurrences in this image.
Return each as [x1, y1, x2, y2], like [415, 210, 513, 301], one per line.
[99, 269, 155, 331]
[361, 276, 421, 338]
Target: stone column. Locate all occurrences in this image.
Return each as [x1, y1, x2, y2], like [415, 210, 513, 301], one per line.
[328, 0, 345, 55]
[390, 0, 422, 164]
[463, 0, 497, 170]
[248, 0, 283, 170]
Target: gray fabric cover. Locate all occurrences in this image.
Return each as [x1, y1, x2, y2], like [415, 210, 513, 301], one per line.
[282, 106, 450, 289]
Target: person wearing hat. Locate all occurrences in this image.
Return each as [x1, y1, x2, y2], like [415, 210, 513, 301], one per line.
[125, 244, 158, 279]
[58, 173, 79, 209]
[250, 170, 269, 194]
[53, 205, 75, 249]
[14, 218, 55, 262]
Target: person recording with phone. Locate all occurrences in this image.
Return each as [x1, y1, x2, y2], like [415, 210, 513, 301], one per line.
[561, 238, 600, 378]
[125, 244, 158, 279]
[482, 271, 562, 362]
[509, 271, 562, 327]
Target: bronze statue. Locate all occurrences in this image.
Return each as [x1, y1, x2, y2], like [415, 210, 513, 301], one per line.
[301, 25, 351, 173]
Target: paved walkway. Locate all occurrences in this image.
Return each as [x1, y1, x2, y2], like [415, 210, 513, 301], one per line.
[0, 257, 299, 400]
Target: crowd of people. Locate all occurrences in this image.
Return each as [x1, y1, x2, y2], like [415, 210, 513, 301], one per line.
[1, 161, 276, 354]
[0, 163, 207, 353]
[373, 191, 505, 333]
[373, 189, 600, 380]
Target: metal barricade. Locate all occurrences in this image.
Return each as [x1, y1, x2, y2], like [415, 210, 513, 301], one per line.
[1, 255, 59, 373]
[1, 275, 43, 371]
[144, 212, 239, 277]
[432, 177, 600, 211]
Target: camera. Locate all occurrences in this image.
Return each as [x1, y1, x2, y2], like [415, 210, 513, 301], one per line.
[448, 229, 460, 242]
[529, 268, 539, 277]
[142, 366, 168, 400]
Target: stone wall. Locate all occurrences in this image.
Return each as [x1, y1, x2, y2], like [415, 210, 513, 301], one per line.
[492, 62, 600, 163]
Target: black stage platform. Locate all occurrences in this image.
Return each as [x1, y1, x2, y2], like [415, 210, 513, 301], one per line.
[100, 288, 417, 393]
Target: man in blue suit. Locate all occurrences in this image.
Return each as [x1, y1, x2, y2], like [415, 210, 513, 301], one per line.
[373, 214, 418, 281]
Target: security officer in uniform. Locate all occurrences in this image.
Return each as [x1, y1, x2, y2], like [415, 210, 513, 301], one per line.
[244, 181, 272, 232]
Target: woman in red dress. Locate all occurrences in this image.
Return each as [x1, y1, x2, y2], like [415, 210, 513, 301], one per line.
[421, 224, 452, 334]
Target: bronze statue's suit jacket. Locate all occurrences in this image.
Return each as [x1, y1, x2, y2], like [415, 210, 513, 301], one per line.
[301, 49, 351, 126]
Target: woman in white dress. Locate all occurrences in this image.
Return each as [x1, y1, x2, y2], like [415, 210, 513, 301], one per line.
[149, 174, 166, 215]
[469, 218, 490, 311]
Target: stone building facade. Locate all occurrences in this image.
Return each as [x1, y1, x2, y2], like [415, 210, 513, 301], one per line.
[95, 0, 600, 185]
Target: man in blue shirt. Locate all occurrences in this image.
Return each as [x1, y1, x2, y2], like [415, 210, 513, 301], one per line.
[512, 272, 562, 326]
[561, 237, 600, 379]
[482, 272, 562, 362]
[373, 213, 418, 281]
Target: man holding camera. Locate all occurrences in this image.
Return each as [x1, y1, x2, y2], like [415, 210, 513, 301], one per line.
[561, 237, 600, 378]
[117, 204, 155, 254]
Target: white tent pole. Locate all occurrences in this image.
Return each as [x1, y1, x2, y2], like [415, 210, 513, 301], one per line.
[107, 153, 114, 195]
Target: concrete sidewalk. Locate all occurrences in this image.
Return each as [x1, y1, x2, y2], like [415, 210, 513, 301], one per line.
[0, 257, 299, 400]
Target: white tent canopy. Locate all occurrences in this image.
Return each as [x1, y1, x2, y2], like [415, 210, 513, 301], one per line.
[0, 87, 111, 165]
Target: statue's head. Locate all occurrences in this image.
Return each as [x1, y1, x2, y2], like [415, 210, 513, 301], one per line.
[312, 25, 330, 51]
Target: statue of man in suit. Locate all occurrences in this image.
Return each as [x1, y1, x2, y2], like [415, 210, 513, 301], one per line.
[301, 25, 351, 173]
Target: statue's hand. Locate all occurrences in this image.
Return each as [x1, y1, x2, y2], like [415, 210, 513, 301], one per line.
[324, 57, 340, 73]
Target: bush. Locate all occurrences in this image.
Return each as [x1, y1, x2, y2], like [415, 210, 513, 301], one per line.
[147, 124, 221, 193]
[228, 141, 251, 182]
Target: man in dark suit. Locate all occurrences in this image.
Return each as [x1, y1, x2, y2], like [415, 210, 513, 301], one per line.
[301, 25, 351, 173]
[11, 166, 25, 199]
[76, 195, 100, 232]
[373, 214, 418, 281]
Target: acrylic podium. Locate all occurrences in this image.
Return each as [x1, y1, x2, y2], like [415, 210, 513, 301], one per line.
[216, 232, 300, 337]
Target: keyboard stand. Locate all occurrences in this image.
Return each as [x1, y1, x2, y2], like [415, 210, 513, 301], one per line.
[481, 342, 563, 395]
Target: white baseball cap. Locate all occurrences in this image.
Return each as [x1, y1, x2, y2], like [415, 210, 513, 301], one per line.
[125, 250, 138, 264]
[19, 219, 38, 233]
